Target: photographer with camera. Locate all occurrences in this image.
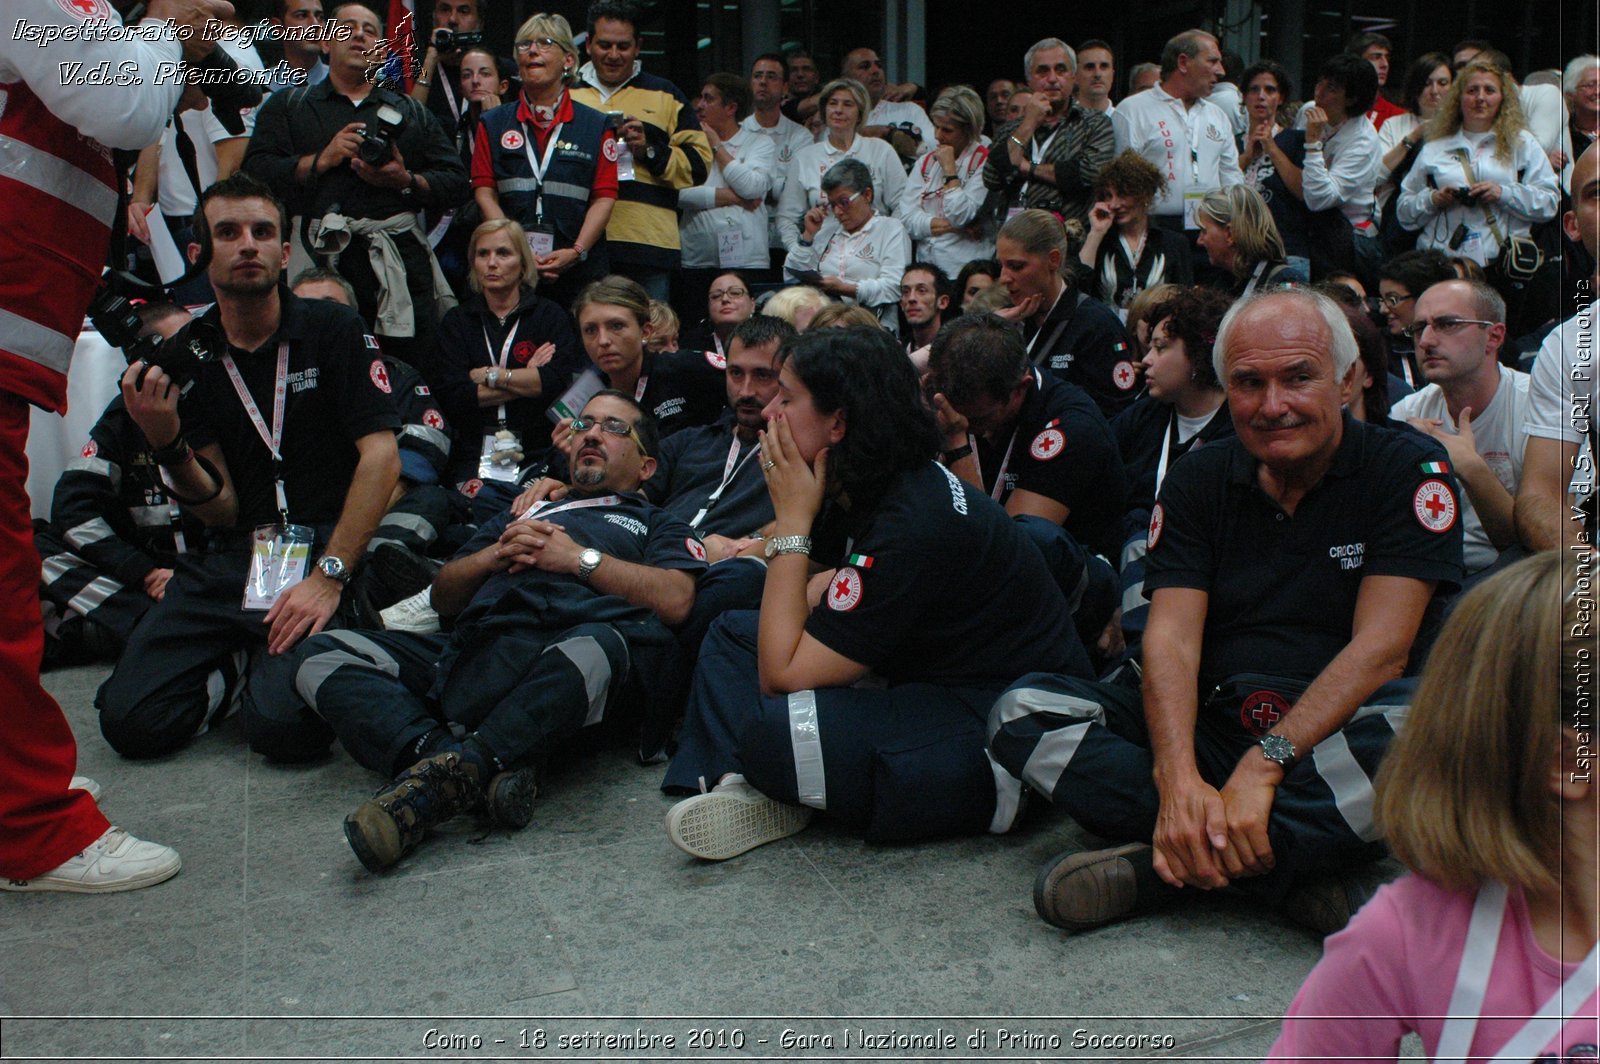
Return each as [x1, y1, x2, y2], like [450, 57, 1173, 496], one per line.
[243, 0, 469, 373]
[0, 0, 235, 893]
[409, 0, 493, 143]
[95, 173, 401, 764]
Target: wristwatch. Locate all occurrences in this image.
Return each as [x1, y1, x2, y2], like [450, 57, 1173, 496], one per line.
[644, 145, 659, 164]
[764, 535, 812, 559]
[577, 547, 603, 581]
[317, 555, 351, 585]
[1258, 733, 1297, 771]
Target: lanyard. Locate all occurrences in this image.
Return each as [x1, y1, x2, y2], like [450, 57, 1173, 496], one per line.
[1240, 259, 1270, 299]
[521, 120, 564, 221]
[483, 320, 520, 426]
[711, 332, 725, 361]
[221, 341, 292, 522]
[634, 374, 649, 402]
[1155, 411, 1178, 496]
[1433, 882, 1600, 1064]
[1180, 102, 1203, 183]
[520, 493, 622, 522]
[1020, 124, 1061, 200]
[1024, 287, 1069, 359]
[691, 436, 759, 528]
[440, 74, 464, 125]
[974, 368, 1040, 502]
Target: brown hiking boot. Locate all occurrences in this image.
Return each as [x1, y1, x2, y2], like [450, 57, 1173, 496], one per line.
[343, 752, 485, 872]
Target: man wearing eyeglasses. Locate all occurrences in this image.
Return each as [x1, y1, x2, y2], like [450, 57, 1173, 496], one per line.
[1390, 280, 1531, 578]
[255, 390, 706, 872]
[989, 288, 1463, 937]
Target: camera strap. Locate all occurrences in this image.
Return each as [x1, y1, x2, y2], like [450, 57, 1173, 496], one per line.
[222, 341, 293, 522]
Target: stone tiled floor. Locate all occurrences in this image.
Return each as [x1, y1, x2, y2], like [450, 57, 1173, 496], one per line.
[0, 663, 1346, 1062]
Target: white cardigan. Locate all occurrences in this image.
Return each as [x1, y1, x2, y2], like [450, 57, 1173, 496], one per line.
[895, 141, 993, 276]
[1395, 128, 1559, 264]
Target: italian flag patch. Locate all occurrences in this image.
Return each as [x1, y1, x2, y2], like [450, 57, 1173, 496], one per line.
[846, 553, 874, 568]
[1420, 460, 1451, 475]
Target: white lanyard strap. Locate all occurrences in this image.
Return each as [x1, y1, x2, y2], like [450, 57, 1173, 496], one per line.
[1434, 882, 1600, 1064]
[439, 74, 463, 122]
[977, 430, 1019, 503]
[634, 374, 650, 402]
[1020, 124, 1061, 200]
[521, 120, 565, 220]
[1154, 411, 1177, 496]
[521, 493, 622, 522]
[691, 436, 758, 528]
[483, 320, 520, 425]
[221, 341, 291, 519]
[1024, 287, 1070, 360]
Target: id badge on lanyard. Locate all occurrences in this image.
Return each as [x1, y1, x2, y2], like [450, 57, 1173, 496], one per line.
[522, 120, 564, 257]
[479, 322, 526, 481]
[223, 343, 315, 610]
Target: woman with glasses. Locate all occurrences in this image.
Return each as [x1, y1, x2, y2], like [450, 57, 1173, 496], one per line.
[783, 158, 912, 335]
[775, 78, 906, 255]
[662, 326, 1091, 860]
[472, 13, 618, 311]
[1396, 60, 1559, 275]
[896, 86, 993, 277]
[680, 272, 756, 360]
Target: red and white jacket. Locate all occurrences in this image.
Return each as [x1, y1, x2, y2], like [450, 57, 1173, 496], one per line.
[0, 0, 182, 412]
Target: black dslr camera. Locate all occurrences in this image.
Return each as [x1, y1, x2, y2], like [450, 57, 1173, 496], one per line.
[121, 3, 263, 136]
[431, 28, 483, 51]
[358, 102, 408, 166]
[89, 286, 225, 395]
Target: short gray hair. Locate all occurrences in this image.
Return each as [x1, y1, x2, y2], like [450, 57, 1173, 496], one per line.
[1565, 54, 1600, 96]
[1023, 38, 1075, 80]
[1212, 288, 1358, 385]
[821, 157, 874, 197]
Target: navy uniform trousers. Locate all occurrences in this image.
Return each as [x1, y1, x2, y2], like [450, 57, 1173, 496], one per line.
[663, 610, 1000, 843]
[987, 671, 1411, 901]
[255, 622, 633, 777]
[35, 524, 157, 646]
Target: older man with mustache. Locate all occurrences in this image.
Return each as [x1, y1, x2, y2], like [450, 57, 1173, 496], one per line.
[987, 287, 1466, 938]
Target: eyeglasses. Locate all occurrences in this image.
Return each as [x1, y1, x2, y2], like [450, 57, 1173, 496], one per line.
[1378, 292, 1414, 309]
[514, 37, 562, 54]
[570, 415, 644, 450]
[709, 287, 749, 301]
[1402, 316, 1495, 341]
[827, 189, 866, 212]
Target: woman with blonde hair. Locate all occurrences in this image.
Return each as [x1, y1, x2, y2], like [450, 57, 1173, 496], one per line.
[1194, 185, 1304, 297]
[896, 85, 992, 275]
[1270, 551, 1597, 1061]
[434, 219, 584, 484]
[775, 77, 906, 253]
[472, 13, 618, 310]
[761, 285, 831, 331]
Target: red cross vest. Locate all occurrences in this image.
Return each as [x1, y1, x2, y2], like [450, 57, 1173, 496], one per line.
[0, 77, 118, 412]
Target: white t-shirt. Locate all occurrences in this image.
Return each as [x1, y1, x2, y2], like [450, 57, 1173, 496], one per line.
[1391, 365, 1531, 572]
[869, 99, 936, 156]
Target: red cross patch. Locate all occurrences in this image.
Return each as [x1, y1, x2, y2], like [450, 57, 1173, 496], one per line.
[1148, 502, 1165, 549]
[1112, 360, 1138, 391]
[56, 0, 111, 19]
[1240, 690, 1290, 736]
[369, 359, 391, 393]
[704, 348, 726, 370]
[460, 478, 484, 498]
[826, 566, 864, 612]
[602, 136, 620, 162]
[1029, 427, 1065, 461]
[685, 537, 707, 561]
[513, 341, 536, 364]
[1412, 479, 1457, 533]
[422, 409, 445, 429]
[501, 129, 525, 151]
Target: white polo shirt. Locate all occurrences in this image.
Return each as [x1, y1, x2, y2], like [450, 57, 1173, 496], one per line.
[1112, 84, 1242, 222]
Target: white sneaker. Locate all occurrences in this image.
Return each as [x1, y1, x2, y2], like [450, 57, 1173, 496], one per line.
[665, 775, 813, 861]
[379, 589, 441, 633]
[0, 827, 181, 894]
[69, 776, 102, 802]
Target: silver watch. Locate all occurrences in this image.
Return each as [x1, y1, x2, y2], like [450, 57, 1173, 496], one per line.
[1258, 733, 1297, 770]
[316, 555, 350, 585]
[764, 535, 812, 559]
[577, 547, 603, 581]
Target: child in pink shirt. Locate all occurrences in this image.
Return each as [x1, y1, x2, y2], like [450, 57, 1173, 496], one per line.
[1270, 551, 1598, 1062]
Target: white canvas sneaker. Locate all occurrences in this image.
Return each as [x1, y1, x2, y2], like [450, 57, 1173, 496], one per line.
[665, 775, 813, 861]
[1, 827, 181, 894]
[379, 589, 441, 633]
[68, 776, 102, 802]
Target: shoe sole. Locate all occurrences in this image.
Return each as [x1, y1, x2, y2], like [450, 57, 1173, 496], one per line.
[344, 801, 404, 873]
[485, 769, 538, 829]
[1033, 843, 1149, 932]
[1, 855, 181, 894]
[665, 791, 812, 861]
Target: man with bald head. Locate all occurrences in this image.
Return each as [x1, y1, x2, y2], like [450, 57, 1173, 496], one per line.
[989, 288, 1464, 937]
[1517, 140, 1600, 549]
[842, 46, 935, 165]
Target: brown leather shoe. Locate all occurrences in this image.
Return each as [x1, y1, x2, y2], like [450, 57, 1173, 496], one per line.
[1033, 842, 1168, 932]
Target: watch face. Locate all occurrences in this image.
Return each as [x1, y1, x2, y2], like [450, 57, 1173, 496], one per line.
[1261, 735, 1294, 763]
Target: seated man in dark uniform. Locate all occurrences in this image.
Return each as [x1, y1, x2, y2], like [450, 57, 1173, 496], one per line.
[662, 327, 1093, 860]
[988, 288, 1465, 937]
[256, 391, 706, 871]
[925, 313, 1127, 643]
